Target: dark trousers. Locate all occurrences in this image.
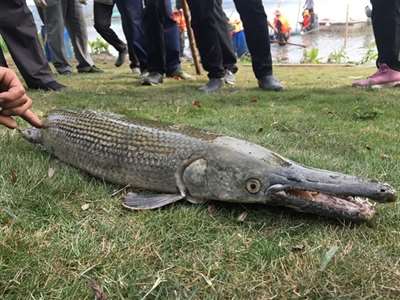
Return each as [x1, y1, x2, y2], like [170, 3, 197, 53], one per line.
[0, 47, 6, 67]
[94, 2, 126, 53]
[215, 0, 237, 73]
[0, 0, 55, 88]
[188, 0, 272, 79]
[371, 0, 400, 71]
[94, 1, 139, 68]
[144, 0, 180, 74]
[115, 0, 147, 71]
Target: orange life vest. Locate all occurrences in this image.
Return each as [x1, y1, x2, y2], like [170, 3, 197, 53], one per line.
[171, 9, 186, 32]
[274, 16, 290, 34]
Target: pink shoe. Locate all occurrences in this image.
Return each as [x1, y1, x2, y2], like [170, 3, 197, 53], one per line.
[352, 64, 400, 88]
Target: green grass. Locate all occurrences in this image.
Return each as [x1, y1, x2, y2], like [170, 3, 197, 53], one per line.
[1, 59, 400, 299]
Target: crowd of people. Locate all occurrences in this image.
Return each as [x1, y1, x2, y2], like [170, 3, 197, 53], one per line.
[0, 0, 400, 130]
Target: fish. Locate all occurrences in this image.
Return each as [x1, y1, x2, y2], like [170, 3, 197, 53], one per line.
[21, 109, 396, 222]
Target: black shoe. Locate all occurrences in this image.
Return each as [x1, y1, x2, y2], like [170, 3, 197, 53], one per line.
[199, 78, 224, 93]
[58, 69, 73, 76]
[78, 65, 104, 73]
[30, 81, 66, 91]
[115, 48, 128, 67]
[258, 75, 284, 91]
[141, 72, 163, 85]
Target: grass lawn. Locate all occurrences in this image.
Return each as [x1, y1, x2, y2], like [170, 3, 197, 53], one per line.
[1, 59, 399, 299]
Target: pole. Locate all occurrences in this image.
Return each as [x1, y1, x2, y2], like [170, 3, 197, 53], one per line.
[344, 1, 350, 49]
[271, 40, 307, 48]
[295, 0, 302, 33]
[181, 0, 202, 75]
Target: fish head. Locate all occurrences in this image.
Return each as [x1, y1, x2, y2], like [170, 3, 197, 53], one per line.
[20, 127, 43, 144]
[183, 145, 396, 221]
[183, 148, 285, 204]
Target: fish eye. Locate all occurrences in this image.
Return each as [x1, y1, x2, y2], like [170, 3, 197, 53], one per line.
[246, 178, 261, 194]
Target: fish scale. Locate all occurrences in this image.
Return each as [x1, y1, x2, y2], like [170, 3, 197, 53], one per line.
[40, 110, 210, 193]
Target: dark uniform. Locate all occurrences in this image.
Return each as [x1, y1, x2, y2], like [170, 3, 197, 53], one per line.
[0, 0, 58, 89]
[371, 0, 400, 71]
[187, 0, 272, 80]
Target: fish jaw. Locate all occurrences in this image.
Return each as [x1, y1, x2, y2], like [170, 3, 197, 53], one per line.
[264, 163, 396, 221]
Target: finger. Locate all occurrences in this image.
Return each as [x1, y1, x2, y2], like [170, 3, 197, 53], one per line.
[0, 96, 27, 110]
[0, 68, 26, 103]
[20, 109, 43, 128]
[0, 115, 17, 129]
[2, 97, 32, 116]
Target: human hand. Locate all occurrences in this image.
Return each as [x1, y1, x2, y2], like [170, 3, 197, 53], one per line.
[0, 68, 42, 129]
[34, 0, 48, 8]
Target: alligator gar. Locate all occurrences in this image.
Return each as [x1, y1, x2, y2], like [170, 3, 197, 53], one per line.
[21, 110, 396, 221]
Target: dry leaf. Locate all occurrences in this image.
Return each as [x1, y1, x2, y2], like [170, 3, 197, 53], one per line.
[192, 100, 201, 108]
[237, 211, 248, 222]
[320, 245, 339, 271]
[381, 154, 390, 160]
[81, 203, 90, 211]
[89, 280, 108, 300]
[10, 170, 17, 185]
[48, 167, 55, 178]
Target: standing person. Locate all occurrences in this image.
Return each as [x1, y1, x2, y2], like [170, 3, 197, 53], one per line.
[272, 10, 291, 45]
[93, 0, 141, 73]
[0, 67, 42, 129]
[142, 0, 192, 85]
[115, 0, 148, 74]
[35, 0, 103, 75]
[0, 0, 65, 91]
[187, 0, 283, 93]
[353, 0, 400, 88]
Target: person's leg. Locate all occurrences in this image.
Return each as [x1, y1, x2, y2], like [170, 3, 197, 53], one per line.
[186, 0, 225, 79]
[233, 0, 282, 90]
[114, 2, 139, 70]
[63, 0, 95, 71]
[116, 0, 148, 71]
[43, 0, 73, 74]
[214, 0, 237, 72]
[163, 0, 181, 75]
[94, 2, 127, 53]
[353, 0, 400, 87]
[144, 0, 166, 75]
[233, 0, 272, 79]
[0, 1, 62, 89]
[371, 0, 400, 70]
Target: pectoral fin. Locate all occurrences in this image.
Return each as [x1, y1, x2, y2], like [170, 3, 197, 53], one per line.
[122, 192, 185, 210]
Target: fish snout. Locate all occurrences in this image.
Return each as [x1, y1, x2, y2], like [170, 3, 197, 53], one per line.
[370, 182, 396, 203]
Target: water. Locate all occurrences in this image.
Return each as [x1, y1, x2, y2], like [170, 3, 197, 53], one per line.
[28, 0, 375, 64]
